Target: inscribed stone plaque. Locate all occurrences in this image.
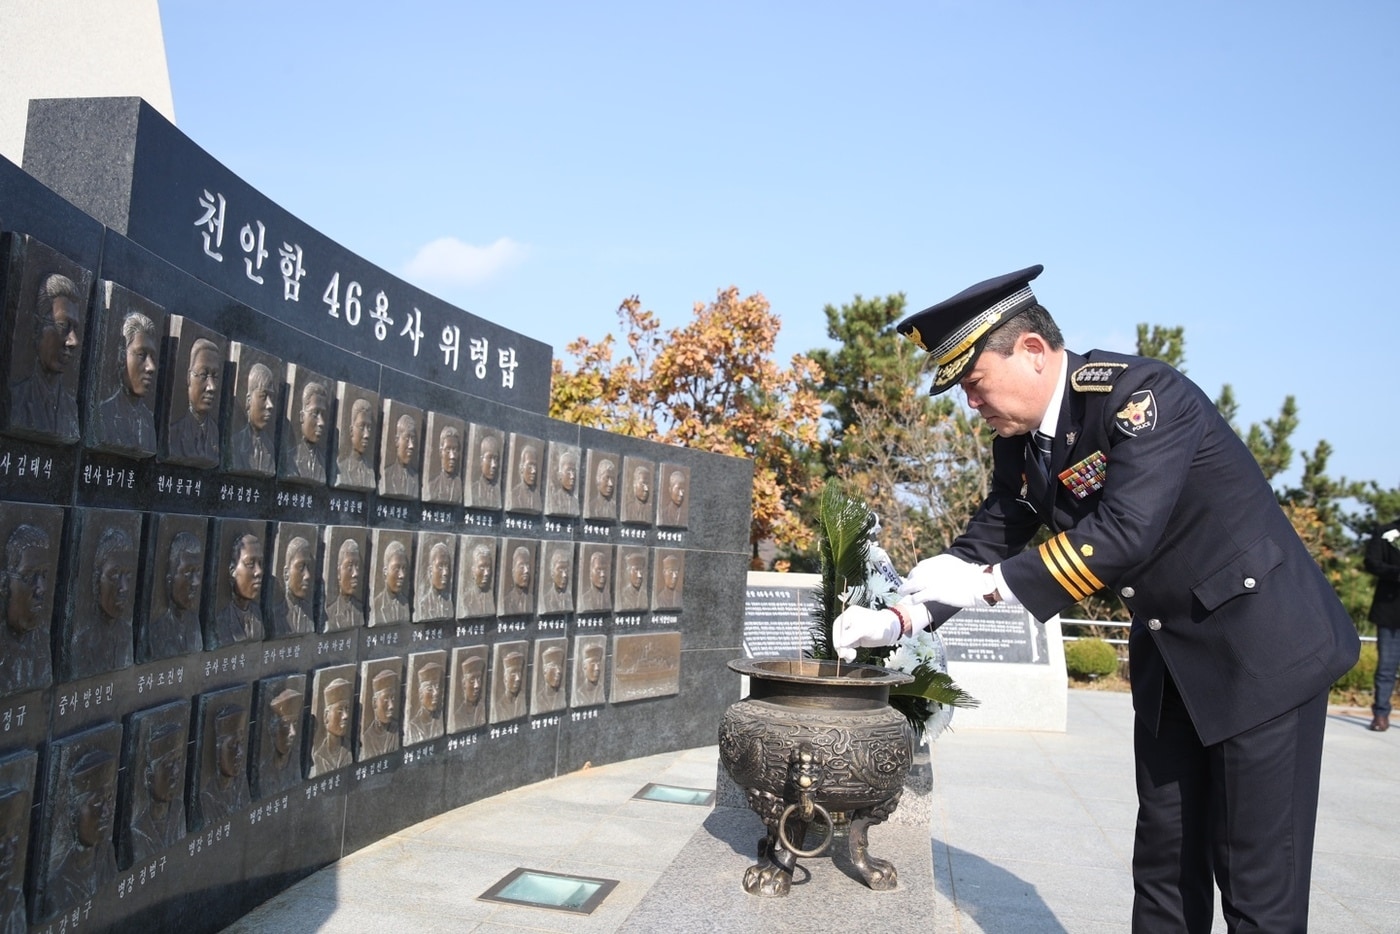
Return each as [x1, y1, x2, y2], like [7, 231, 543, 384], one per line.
[531, 637, 568, 716]
[403, 650, 446, 746]
[448, 644, 488, 734]
[537, 541, 574, 617]
[378, 399, 422, 501]
[742, 572, 819, 658]
[656, 462, 690, 529]
[322, 525, 367, 631]
[570, 634, 607, 709]
[938, 604, 1050, 665]
[583, 449, 619, 522]
[0, 500, 61, 698]
[455, 534, 497, 620]
[369, 529, 413, 626]
[118, 699, 188, 871]
[252, 673, 305, 799]
[280, 363, 331, 486]
[358, 657, 402, 762]
[161, 315, 224, 467]
[1, 233, 92, 446]
[619, 456, 655, 526]
[60, 506, 140, 681]
[269, 521, 318, 639]
[223, 342, 282, 477]
[88, 279, 162, 458]
[465, 422, 504, 510]
[575, 543, 613, 617]
[489, 641, 528, 725]
[423, 411, 465, 505]
[544, 440, 581, 518]
[496, 538, 537, 618]
[35, 722, 119, 922]
[307, 664, 356, 778]
[610, 632, 681, 703]
[414, 531, 456, 622]
[189, 685, 252, 831]
[332, 382, 378, 491]
[0, 749, 37, 931]
[504, 432, 544, 515]
[207, 517, 268, 650]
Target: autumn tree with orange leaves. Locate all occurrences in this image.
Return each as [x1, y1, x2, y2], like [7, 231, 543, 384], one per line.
[550, 288, 823, 561]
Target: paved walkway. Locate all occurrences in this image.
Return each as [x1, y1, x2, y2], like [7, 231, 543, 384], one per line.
[224, 691, 1400, 932]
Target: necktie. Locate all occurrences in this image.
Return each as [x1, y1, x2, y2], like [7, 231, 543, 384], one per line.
[1027, 431, 1054, 488]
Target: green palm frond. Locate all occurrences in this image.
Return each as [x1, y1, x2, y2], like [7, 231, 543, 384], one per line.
[891, 669, 980, 710]
[808, 480, 875, 660]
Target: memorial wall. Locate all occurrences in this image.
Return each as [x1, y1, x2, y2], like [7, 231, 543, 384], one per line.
[0, 97, 752, 932]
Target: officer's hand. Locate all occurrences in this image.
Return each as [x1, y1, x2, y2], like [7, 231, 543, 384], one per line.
[831, 605, 901, 662]
[898, 553, 990, 608]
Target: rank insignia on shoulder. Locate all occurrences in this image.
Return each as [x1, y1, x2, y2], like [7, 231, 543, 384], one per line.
[1071, 362, 1129, 392]
[1114, 389, 1158, 436]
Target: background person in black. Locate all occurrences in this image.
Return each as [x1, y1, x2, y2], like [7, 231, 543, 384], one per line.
[1364, 517, 1400, 731]
[834, 265, 1359, 933]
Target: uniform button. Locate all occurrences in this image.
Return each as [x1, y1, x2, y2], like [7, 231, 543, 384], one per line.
[1120, 586, 1136, 599]
[1147, 618, 1162, 631]
[1243, 577, 1256, 589]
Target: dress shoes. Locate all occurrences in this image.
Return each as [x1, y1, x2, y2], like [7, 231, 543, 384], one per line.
[1370, 712, 1390, 732]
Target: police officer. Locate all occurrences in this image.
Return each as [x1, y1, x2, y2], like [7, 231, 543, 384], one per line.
[834, 265, 1359, 933]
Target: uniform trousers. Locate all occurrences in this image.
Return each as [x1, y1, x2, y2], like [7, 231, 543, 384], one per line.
[1131, 677, 1327, 933]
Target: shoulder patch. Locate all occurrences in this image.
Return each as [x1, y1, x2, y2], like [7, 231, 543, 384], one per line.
[1071, 361, 1129, 393]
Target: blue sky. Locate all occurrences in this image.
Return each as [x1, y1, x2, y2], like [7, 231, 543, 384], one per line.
[158, 2, 1400, 492]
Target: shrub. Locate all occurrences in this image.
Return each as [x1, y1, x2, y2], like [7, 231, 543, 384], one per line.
[1333, 642, 1377, 693]
[1064, 637, 1119, 680]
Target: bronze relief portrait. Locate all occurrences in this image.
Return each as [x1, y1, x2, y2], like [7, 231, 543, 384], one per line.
[189, 685, 251, 831]
[269, 521, 318, 639]
[308, 664, 356, 778]
[620, 456, 656, 526]
[139, 513, 207, 663]
[0, 750, 37, 933]
[544, 441, 582, 518]
[61, 507, 141, 682]
[117, 699, 188, 871]
[489, 641, 528, 725]
[332, 382, 379, 491]
[537, 541, 575, 617]
[403, 651, 446, 746]
[358, 658, 402, 762]
[504, 432, 544, 515]
[322, 526, 367, 632]
[414, 531, 456, 623]
[530, 637, 568, 716]
[378, 399, 423, 501]
[369, 529, 413, 627]
[656, 463, 691, 529]
[423, 411, 466, 505]
[224, 342, 282, 477]
[614, 545, 651, 614]
[571, 635, 608, 709]
[162, 315, 224, 467]
[497, 538, 537, 618]
[583, 449, 620, 522]
[89, 280, 162, 458]
[652, 547, 685, 611]
[279, 363, 331, 486]
[0, 500, 62, 697]
[465, 422, 504, 510]
[455, 534, 497, 620]
[575, 543, 614, 616]
[2, 233, 91, 445]
[35, 723, 119, 923]
[207, 518, 268, 650]
[448, 645, 488, 734]
[252, 674, 305, 799]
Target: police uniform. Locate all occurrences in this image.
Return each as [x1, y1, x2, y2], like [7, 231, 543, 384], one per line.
[899, 265, 1360, 933]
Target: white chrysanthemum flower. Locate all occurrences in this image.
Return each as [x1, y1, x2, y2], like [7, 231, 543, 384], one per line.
[887, 643, 921, 674]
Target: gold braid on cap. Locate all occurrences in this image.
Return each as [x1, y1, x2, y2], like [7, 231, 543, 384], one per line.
[929, 285, 1036, 367]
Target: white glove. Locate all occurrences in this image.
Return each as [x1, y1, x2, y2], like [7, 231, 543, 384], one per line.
[831, 605, 901, 662]
[898, 553, 991, 608]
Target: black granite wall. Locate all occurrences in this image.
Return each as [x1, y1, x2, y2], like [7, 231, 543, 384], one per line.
[0, 98, 751, 932]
